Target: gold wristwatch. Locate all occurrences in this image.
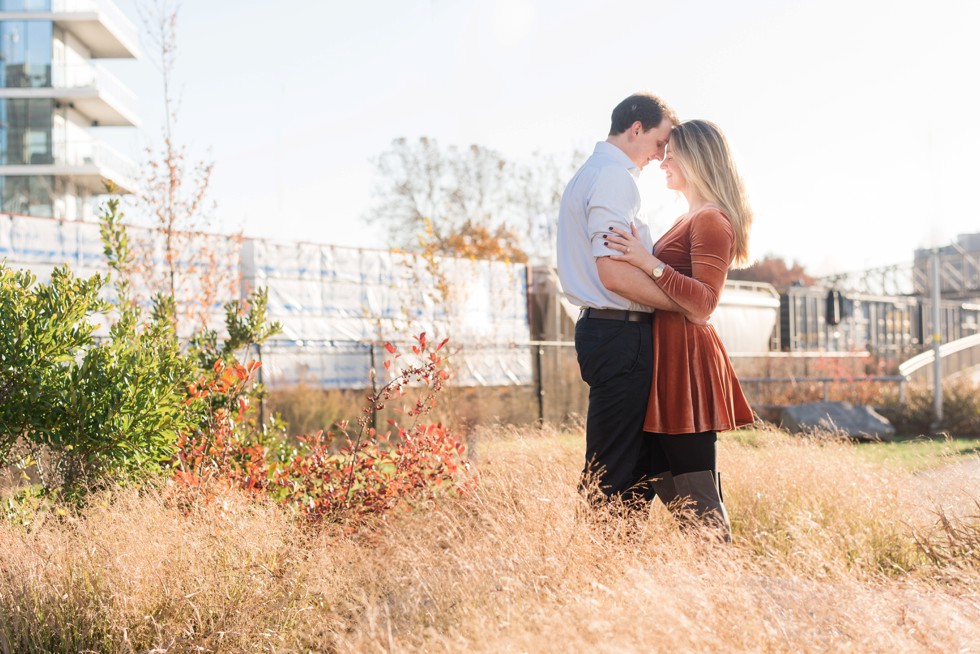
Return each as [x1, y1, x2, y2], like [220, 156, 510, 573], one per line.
[650, 262, 666, 279]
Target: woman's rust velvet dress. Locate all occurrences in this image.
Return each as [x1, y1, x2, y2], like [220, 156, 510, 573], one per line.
[645, 206, 753, 435]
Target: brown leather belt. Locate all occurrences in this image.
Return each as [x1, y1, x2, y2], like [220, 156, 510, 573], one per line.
[580, 307, 654, 323]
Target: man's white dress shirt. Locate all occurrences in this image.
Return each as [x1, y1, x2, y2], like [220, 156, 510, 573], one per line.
[556, 141, 655, 312]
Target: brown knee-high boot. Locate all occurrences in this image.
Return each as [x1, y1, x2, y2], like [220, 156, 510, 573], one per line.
[650, 471, 678, 508]
[672, 470, 731, 542]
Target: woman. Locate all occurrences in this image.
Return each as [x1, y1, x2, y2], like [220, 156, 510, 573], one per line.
[604, 119, 753, 541]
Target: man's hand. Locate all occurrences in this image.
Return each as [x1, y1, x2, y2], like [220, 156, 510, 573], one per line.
[596, 257, 684, 312]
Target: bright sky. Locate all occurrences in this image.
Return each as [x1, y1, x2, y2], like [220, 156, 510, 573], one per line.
[107, 0, 980, 276]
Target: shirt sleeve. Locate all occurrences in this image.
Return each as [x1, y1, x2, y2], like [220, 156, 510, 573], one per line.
[586, 167, 641, 258]
[655, 209, 735, 319]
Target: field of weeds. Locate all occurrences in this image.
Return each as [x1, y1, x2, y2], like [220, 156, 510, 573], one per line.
[1, 426, 978, 652]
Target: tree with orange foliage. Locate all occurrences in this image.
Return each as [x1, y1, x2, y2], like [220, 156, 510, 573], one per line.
[728, 254, 816, 290]
[439, 219, 528, 263]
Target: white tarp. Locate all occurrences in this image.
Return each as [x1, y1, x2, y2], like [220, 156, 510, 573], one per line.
[242, 239, 531, 388]
[2, 213, 532, 389]
[0, 213, 237, 336]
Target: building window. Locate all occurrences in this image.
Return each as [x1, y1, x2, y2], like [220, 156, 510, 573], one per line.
[0, 20, 53, 88]
[0, 174, 53, 216]
[0, 98, 54, 164]
[0, 2, 53, 11]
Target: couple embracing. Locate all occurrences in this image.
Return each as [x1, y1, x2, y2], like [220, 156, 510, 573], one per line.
[556, 93, 754, 542]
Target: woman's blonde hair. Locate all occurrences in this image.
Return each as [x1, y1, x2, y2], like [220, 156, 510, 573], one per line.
[669, 120, 752, 267]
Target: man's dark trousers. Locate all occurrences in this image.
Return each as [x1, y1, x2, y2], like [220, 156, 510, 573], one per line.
[575, 312, 655, 506]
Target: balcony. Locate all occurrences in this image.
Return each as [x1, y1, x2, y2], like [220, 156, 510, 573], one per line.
[0, 60, 139, 126]
[0, 138, 138, 193]
[0, 0, 140, 59]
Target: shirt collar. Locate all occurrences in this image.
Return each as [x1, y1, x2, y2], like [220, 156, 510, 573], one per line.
[594, 141, 641, 179]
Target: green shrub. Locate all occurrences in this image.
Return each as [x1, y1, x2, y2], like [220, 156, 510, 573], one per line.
[0, 198, 194, 497]
[0, 265, 106, 468]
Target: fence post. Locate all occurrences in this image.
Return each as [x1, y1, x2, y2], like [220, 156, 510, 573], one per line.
[931, 250, 943, 426]
[369, 341, 378, 433]
[535, 344, 544, 424]
[257, 343, 265, 427]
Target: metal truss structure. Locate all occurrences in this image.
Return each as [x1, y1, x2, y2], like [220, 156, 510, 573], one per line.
[819, 243, 980, 300]
[818, 261, 915, 296]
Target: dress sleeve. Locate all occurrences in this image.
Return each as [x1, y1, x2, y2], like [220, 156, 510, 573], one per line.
[655, 209, 735, 320]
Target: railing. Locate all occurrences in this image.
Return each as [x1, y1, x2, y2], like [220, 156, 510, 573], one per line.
[68, 139, 137, 180]
[0, 1, 138, 53]
[728, 351, 871, 360]
[51, 0, 138, 52]
[0, 0, 139, 54]
[51, 61, 138, 111]
[724, 279, 782, 299]
[0, 1, 53, 11]
[20, 139, 138, 180]
[523, 342, 908, 423]
[899, 333, 980, 384]
[5, 62, 137, 110]
[740, 376, 908, 404]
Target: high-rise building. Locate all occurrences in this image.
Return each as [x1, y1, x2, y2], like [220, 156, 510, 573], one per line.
[0, 0, 138, 220]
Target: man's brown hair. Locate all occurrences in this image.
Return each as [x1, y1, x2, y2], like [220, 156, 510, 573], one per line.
[609, 92, 679, 135]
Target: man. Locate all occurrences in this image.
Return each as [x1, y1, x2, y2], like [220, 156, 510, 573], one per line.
[556, 92, 682, 510]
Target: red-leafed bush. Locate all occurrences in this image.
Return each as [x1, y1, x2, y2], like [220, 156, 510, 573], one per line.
[173, 359, 272, 502]
[272, 422, 473, 527]
[170, 332, 476, 528]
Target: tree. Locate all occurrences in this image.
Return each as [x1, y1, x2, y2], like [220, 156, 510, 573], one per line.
[368, 137, 509, 248]
[728, 254, 816, 290]
[511, 149, 583, 262]
[439, 219, 528, 263]
[130, 0, 240, 332]
[367, 136, 581, 263]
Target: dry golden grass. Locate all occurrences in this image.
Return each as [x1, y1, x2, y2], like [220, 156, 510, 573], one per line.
[266, 383, 543, 437]
[1, 425, 979, 652]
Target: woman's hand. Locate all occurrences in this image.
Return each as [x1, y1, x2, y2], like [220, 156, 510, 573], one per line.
[604, 223, 660, 275]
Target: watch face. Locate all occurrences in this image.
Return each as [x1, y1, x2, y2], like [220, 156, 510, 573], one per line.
[653, 264, 664, 278]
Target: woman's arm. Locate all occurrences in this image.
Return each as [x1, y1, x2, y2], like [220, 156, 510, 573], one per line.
[655, 210, 735, 320]
[606, 209, 735, 320]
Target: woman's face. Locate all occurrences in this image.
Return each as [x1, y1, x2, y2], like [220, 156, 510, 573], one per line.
[660, 144, 687, 192]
